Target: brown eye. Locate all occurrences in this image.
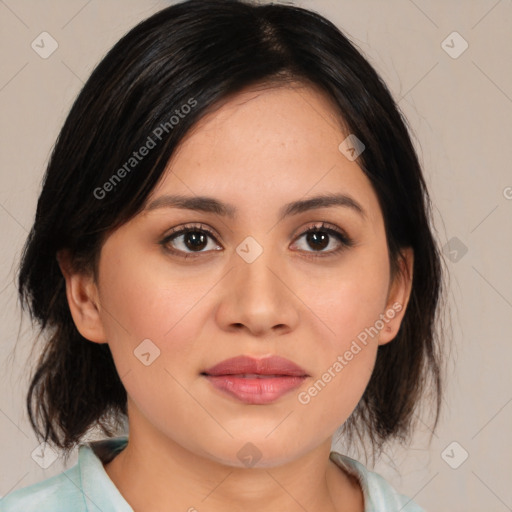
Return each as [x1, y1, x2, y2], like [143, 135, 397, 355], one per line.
[161, 224, 222, 258]
[292, 222, 354, 257]
[304, 231, 330, 251]
[180, 230, 209, 251]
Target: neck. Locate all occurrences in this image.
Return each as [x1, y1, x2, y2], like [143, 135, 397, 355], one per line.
[103, 409, 363, 512]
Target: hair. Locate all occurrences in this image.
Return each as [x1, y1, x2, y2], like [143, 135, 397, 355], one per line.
[17, 0, 447, 463]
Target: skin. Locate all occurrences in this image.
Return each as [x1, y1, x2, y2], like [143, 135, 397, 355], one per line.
[58, 82, 413, 512]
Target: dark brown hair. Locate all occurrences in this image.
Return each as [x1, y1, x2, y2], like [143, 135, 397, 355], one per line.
[17, 0, 447, 464]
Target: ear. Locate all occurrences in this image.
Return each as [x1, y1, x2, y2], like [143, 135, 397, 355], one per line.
[56, 249, 107, 344]
[378, 247, 414, 346]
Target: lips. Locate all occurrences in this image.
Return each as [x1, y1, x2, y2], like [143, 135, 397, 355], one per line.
[202, 355, 309, 405]
[202, 355, 308, 377]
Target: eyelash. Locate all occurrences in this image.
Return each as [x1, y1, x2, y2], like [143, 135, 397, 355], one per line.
[160, 222, 355, 260]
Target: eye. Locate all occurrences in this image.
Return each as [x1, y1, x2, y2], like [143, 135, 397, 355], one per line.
[291, 222, 354, 258]
[160, 223, 221, 259]
[160, 221, 354, 260]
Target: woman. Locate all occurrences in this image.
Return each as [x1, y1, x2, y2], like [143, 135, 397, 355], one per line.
[3, 0, 445, 510]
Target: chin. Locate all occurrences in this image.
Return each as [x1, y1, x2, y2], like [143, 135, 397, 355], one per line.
[198, 435, 316, 470]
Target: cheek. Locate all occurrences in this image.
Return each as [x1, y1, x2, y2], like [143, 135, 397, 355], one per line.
[288, 255, 390, 425]
[302, 254, 390, 346]
[95, 245, 209, 374]
[95, 252, 210, 433]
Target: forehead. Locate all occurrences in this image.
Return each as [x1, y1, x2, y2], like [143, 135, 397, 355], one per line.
[176, 82, 348, 156]
[146, 84, 382, 226]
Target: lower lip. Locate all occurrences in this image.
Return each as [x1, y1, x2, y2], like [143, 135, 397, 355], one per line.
[204, 375, 307, 404]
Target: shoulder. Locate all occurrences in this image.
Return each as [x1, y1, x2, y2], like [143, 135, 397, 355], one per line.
[0, 464, 85, 512]
[1, 436, 131, 512]
[330, 451, 426, 512]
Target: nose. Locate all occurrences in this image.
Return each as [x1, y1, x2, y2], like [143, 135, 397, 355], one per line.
[215, 248, 300, 337]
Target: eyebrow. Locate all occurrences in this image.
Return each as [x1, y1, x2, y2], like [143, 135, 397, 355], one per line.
[144, 192, 367, 221]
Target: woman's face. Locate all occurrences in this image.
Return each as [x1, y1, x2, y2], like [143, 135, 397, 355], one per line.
[65, 83, 412, 467]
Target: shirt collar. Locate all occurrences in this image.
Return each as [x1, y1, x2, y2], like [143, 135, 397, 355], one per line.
[78, 436, 132, 511]
[329, 450, 373, 511]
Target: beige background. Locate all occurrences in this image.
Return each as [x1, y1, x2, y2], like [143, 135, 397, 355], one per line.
[1, 1, 511, 511]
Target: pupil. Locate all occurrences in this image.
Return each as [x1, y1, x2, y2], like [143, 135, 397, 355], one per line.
[307, 231, 328, 250]
[186, 231, 207, 251]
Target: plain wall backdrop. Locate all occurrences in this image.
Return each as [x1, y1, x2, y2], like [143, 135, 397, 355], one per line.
[1, 1, 511, 511]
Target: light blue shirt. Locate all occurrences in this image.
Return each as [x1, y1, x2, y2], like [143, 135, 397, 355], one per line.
[1, 436, 425, 511]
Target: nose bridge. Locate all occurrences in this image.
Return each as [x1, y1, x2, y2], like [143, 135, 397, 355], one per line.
[234, 237, 282, 303]
[218, 235, 299, 334]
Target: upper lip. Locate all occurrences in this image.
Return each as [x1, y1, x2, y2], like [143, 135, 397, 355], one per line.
[202, 355, 308, 377]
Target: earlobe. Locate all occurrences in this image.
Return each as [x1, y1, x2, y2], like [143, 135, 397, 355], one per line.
[378, 247, 414, 346]
[56, 250, 107, 344]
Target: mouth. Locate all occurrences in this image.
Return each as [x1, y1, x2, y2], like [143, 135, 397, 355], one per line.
[202, 354, 308, 377]
[212, 374, 294, 378]
[201, 355, 309, 405]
